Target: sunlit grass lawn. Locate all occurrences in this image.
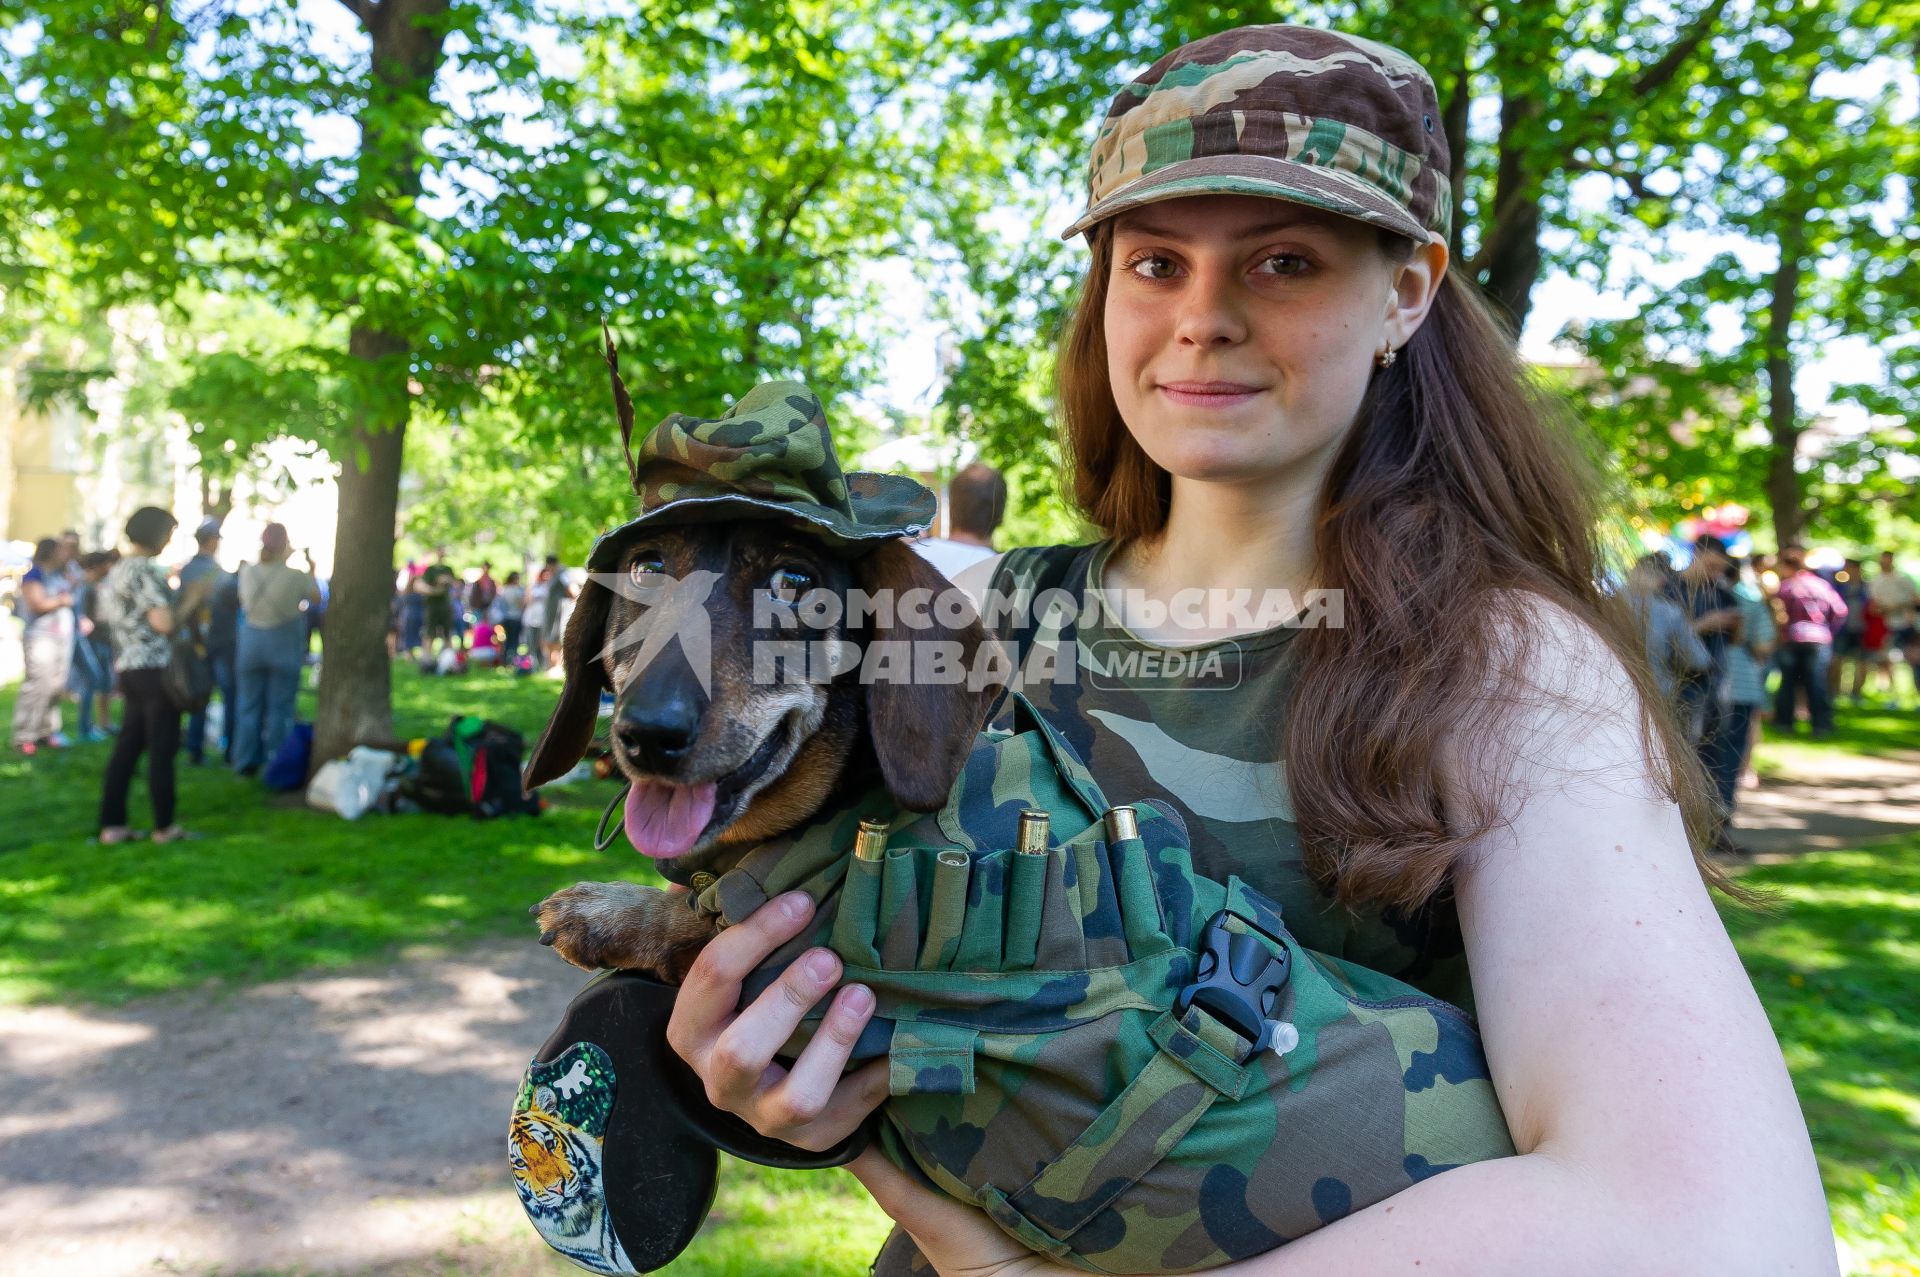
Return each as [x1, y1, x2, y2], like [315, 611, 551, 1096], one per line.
[0, 662, 675, 1005]
[1722, 837, 1920, 1276]
[1752, 695, 1920, 777]
[1, 668, 1915, 1273]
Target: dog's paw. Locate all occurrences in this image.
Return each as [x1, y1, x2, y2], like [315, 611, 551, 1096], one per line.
[530, 880, 701, 978]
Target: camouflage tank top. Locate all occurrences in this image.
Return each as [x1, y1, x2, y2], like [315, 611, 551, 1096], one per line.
[984, 541, 1472, 1008]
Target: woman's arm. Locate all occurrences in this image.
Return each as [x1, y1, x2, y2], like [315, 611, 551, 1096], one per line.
[22, 577, 71, 616]
[1209, 604, 1834, 1274]
[857, 604, 1837, 1277]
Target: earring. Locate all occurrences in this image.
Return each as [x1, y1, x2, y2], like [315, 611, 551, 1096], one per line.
[1374, 345, 1398, 369]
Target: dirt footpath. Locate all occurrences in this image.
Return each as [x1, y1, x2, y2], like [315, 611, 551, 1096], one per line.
[4, 747, 1919, 1277]
[0, 941, 585, 1277]
[1734, 746, 1920, 857]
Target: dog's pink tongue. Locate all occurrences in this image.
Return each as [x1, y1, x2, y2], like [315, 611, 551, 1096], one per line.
[623, 781, 718, 859]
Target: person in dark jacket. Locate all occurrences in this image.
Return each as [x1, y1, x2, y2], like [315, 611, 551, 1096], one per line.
[178, 518, 228, 765]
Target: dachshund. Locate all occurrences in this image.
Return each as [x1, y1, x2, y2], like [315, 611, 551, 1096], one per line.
[522, 521, 999, 980]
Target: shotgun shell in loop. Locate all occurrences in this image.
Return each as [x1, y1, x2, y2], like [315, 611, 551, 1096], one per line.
[936, 849, 969, 868]
[1104, 805, 1139, 843]
[855, 818, 890, 862]
[1016, 809, 1050, 855]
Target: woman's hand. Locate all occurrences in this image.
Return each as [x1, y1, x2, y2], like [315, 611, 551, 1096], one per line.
[665, 890, 889, 1152]
[847, 1148, 1065, 1277]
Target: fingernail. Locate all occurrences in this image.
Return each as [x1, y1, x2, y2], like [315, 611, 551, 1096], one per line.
[781, 892, 812, 921]
[805, 949, 837, 983]
[843, 983, 872, 1014]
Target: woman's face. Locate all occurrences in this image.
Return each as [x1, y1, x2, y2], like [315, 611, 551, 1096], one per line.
[1103, 194, 1433, 490]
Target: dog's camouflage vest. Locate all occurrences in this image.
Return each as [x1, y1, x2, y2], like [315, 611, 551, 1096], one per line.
[680, 691, 1515, 1274]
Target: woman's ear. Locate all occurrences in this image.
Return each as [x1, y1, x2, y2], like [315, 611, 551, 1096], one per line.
[853, 540, 999, 811]
[524, 580, 615, 789]
[1384, 238, 1449, 350]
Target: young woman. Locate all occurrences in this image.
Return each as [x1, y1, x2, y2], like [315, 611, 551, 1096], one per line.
[662, 26, 1835, 1275]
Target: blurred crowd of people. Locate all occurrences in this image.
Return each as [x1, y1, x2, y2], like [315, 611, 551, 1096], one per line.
[9, 506, 324, 842]
[6, 465, 1013, 841]
[1625, 536, 1918, 854]
[390, 550, 579, 677]
[381, 463, 1010, 678]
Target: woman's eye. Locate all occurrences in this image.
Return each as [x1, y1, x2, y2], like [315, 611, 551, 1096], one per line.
[627, 556, 667, 588]
[1123, 254, 1179, 280]
[767, 565, 815, 600]
[1255, 253, 1309, 277]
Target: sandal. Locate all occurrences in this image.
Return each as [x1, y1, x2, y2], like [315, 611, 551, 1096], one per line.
[97, 827, 149, 846]
[150, 826, 200, 844]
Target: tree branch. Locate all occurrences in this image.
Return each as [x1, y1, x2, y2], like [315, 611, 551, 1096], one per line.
[1628, 0, 1732, 98]
[768, 159, 842, 253]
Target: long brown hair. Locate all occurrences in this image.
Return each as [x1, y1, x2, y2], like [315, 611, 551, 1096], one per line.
[1058, 222, 1729, 912]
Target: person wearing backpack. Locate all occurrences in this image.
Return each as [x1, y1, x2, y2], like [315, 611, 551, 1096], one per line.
[96, 507, 211, 844]
[656, 26, 1834, 1274]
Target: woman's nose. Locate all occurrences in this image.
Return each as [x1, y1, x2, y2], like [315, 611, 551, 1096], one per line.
[1172, 268, 1248, 347]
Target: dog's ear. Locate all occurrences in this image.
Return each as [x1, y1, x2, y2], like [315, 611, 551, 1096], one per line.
[853, 539, 999, 812]
[604, 321, 640, 493]
[524, 578, 615, 790]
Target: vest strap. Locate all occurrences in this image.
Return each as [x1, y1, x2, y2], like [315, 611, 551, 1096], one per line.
[980, 1003, 1255, 1249]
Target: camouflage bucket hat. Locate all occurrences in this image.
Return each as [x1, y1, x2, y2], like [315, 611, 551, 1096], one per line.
[588, 336, 935, 571]
[1060, 25, 1452, 246]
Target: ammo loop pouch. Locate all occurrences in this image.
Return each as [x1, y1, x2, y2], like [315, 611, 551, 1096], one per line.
[513, 694, 1513, 1275]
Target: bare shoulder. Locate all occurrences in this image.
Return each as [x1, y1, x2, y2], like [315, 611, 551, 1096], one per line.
[1442, 589, 1665, 825]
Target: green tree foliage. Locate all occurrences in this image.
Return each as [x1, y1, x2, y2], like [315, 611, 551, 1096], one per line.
[927, 0, 1798, 531]
[1565, 0, 1917, 545]
[0, 0, 1024, 759]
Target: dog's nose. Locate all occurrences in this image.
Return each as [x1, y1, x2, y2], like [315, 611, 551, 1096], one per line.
[614, 698, 700, 773]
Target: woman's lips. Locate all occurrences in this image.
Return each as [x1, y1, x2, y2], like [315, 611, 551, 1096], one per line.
[1158, 381, 1264, 408]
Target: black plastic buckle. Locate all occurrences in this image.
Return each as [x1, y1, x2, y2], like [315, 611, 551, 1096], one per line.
[1174, 911, 1292, 1053]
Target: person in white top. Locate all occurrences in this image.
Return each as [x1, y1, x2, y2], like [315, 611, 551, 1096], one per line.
[523, 562, 554, 670]
[910, 462, 1006, 580]
[496, 570, 527, 659]
[1871, 550, 1920, 699]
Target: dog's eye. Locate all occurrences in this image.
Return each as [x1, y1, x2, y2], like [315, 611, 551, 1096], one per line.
[627, 556, 667, 589]
[766, 565, 815, 601]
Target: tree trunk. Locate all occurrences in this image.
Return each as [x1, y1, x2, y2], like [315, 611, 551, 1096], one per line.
[198, 475, 233, 521]
[313, 328, 409, 763]
[1479, 90, 1544, 335]
[1764, 220, 1806, 546]
[310, 0, 448, 766]
[1442, 56, 1471, 271]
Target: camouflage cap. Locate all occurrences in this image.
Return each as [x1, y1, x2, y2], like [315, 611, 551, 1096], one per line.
[1060, 25, 1452, 246]
[588, 379, 936, 570]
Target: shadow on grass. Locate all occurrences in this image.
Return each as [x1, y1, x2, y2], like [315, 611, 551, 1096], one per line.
[1755, 702, 1920, 768]
[0, 664, 652, 1006]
